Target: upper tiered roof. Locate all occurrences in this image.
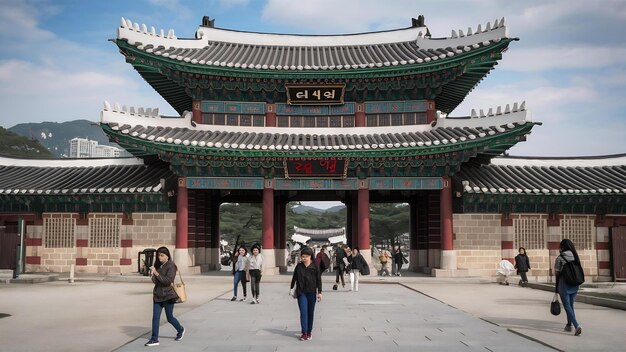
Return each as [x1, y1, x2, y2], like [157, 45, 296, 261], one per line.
[114, 16, 515, 114]
[117, 16, 508, 72]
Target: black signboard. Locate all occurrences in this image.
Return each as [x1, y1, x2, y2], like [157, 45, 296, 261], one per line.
[284, 158, 347, 178]
[285, 84, 345, 105]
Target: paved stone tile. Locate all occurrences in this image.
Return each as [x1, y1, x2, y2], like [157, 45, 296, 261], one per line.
[115, 282, 552, 352]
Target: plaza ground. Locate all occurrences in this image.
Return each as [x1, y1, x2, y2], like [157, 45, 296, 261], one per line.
[1, 272, 625, 351]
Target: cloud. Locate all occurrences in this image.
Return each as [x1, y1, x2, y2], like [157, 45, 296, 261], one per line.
[215, 0, 250, 8]
[0, 59, 176, 128]
[261, 0, 415, 33]
[500, 47, 626, 72]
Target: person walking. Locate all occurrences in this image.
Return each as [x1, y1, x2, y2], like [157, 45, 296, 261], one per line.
[393, 246, 406, 276]
[349, 248, 367, 292]
[334, 244, 347, 289]
[379, 249, 392, 276]
[145, 246, 184, 347]
[514, 247, 531, 286]
[248, 244, 263, 304]
[290, 247, 322, 341]
[231, 245, 249, 301]
[315, 246, 331, 274]
[555, 239, 583, 336]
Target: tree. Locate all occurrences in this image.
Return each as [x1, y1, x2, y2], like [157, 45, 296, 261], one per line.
[369, 203, 409, 249]
[219, 203, 263, 246]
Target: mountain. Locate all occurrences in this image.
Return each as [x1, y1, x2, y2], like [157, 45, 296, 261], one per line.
[292, 204, 346, 214]
[8, 120, 118, 157]
[0, 127, 53, 158]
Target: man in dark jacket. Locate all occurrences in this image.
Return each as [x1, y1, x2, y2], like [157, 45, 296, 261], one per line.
[334, 244, 347, 288]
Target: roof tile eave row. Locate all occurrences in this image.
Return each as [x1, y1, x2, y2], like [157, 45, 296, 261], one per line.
[457, 163, 626, 196]
[117, 16, 510, 72]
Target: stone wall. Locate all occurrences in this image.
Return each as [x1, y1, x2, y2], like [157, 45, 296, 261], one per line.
[452, 213, 606, 281]
[25, 212, 176, 274]
[453, 214, 502, 277]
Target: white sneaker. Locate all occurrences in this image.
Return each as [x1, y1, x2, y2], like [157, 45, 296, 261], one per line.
[240, 297, 247, 302]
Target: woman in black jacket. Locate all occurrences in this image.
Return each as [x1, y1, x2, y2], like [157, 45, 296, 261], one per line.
[145, 246, 184, 347]
[290, 247, 322, 341]
[514, 247, 531, 285]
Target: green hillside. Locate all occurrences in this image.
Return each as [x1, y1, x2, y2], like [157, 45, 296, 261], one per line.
[9, 120, 113, 157]
[0, 127, 53, 158]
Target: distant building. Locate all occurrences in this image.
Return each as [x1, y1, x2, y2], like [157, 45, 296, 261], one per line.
[69, 137, 124, 158]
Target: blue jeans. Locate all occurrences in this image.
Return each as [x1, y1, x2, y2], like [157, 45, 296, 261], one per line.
[233, 270, 247, 297]
[559, 281, 580, 328]
[297, 292, 317, 334]
[151, 300, 182, 340]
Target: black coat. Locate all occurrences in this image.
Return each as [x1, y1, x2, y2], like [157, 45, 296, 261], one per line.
[514, 254, 531, 273]
[151, 260, 179, 302]
[291, 262, 322, 294]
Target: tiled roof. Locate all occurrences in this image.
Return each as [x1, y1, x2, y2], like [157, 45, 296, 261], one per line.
[117, 16, 509, 71]
[100, 101, 533, 153]
[455, 155, 626, 195]
[0, 157, 171, 195]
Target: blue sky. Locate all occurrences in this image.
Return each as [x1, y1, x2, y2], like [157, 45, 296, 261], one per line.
[1, 0, 625, 157]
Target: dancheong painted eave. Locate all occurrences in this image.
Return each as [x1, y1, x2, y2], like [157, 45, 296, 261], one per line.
[116, 16, 510, 72]
[455, 154, 626, 196]
[99, 101, 538, 158]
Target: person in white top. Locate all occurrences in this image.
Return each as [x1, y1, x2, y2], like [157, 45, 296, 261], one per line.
[248, 244, 264, 304]
[231, 246, 249, 301]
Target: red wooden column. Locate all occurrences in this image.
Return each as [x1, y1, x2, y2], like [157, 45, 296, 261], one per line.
[266, 103, 276, 127]
[262, 183, 274, 250]
[176, 177, 188, 250]
[355, 102, 366, 127]
[440, 177, 453, 251]
[192, 101, 202, 124]
[210, 194, 221, 270]
[426, 101, 436, 124]
[262, 180, 278, 274]
[357, 186, 370, 251]
[440, 176, 456, 269]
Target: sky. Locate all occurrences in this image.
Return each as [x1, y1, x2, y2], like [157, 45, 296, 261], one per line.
[1, 0, 625, 160]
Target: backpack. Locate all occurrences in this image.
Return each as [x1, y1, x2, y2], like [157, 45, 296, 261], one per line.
[559, 254, 585, 286]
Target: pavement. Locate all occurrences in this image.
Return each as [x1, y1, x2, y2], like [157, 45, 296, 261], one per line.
[1, 271, 625, 352]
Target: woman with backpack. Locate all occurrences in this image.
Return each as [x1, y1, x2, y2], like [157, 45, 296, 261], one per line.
[554, 239, 583, 336]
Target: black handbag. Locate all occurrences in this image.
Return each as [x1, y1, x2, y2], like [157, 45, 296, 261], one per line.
[550, 293, 561, 316]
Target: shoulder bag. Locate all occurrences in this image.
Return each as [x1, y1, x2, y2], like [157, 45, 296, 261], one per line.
[172, 270, 187, 303]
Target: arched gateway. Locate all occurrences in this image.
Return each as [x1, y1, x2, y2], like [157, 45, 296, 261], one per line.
[2, 15, 624, 279]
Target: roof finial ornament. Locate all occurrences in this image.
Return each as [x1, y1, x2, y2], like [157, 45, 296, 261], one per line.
[202, 16, 215, 28]
[412, 15, 425, 27]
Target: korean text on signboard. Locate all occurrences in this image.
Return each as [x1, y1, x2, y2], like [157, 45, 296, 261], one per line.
[285, 84, 345, 105]
[285, 158, 347, 178]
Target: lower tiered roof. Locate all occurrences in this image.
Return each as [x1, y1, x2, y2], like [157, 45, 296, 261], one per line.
[0, 157, 173, 212]
[454, 155, 626, 213]
[100, 102, 537, 159]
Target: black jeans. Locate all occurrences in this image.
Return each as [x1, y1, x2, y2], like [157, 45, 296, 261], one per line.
[335, 263, 345, 286]
[519, 271, 528, 282]
[249, 269, 261, 298]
